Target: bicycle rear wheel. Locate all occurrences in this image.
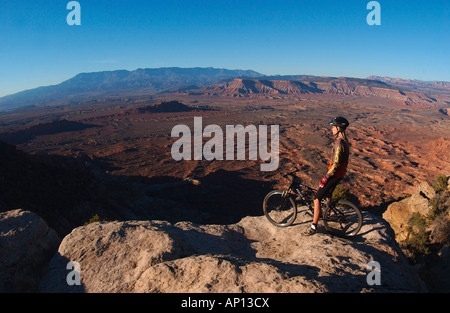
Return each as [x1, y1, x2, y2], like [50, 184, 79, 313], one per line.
[263, 190, 297, 227]
[322, 200, 362, 237]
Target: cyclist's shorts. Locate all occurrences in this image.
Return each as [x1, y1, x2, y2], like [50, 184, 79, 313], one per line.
[314, 176, 341, 201]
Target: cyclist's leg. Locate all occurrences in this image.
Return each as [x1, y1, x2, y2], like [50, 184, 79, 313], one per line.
[323, 177, 341, 202]
[305, 176, 340, 233]
[314, 176, 340, 203]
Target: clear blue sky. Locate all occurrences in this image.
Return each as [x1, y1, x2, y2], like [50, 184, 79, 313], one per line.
[0, 0, 449, 97]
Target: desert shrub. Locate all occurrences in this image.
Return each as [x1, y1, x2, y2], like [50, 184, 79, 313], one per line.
[428, 190, 450, 244]
[397, 176, 450, 268]
[84, 213, 108, 225]
[407, 212, 428, 236]
[332, 184, 350, 201]
[403, 213, 430, 261]
[402, 188, 450, 263]
[429, 212, 450, 244]
[432, 174, 448, 193]
[429, 190, 450, 220]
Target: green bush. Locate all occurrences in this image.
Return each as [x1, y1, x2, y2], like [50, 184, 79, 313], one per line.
[84, 213, 108, 225]
[432, 174, 448, 193]
[429, 191, 450, 220]
[332, 184, 350, 201]
[403, 213, 430, 261]
[401, 178, 450, 263]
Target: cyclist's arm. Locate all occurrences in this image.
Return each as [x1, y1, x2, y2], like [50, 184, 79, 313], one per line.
[325, 140, 344, 179]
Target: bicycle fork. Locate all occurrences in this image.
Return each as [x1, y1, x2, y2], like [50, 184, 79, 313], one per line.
[278, 189, 291, 211]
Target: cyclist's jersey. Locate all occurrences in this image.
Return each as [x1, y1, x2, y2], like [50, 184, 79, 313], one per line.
[326, 132, 349, 179]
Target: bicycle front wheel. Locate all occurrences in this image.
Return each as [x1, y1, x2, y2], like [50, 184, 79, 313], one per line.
[263, 190, 297, 227]
[323, 200, 362, 237]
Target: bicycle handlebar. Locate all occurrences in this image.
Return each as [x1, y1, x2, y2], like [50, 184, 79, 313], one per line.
[280, 169, 317, 192]
[281, 168, 300, 178]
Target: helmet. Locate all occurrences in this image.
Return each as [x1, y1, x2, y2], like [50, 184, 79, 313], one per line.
[329, 116, 349, 130]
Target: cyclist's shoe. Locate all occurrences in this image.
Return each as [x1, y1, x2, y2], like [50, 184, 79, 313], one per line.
[302, 226, 317, 236]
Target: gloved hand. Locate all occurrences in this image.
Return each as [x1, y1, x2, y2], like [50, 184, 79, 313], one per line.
[319, 175, 328, 188]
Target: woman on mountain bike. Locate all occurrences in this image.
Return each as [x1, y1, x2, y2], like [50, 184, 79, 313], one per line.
[302, 116, 350, 236]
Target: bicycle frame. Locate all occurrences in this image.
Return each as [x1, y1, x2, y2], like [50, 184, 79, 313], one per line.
[282, 171, 334, 218]
[283, 172, 314, 206]
[264, 169, 363, 236]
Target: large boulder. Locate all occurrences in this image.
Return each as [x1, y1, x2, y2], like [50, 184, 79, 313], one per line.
[383, 182, 435, 241]
[0, 209, 60, 292]
[39, 211, 422, 293]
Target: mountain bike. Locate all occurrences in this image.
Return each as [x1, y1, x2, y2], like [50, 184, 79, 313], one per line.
[263, 169, 363, 237]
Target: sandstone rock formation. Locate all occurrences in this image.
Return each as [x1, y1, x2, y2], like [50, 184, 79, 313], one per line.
[39, 211, 423, 293]
[382, 179, 450, 291]
[0, 209, 60, 292]
[383, 182, 436, 241]
[194, 77, 437, 106]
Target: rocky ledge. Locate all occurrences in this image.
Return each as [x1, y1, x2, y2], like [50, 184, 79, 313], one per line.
[0, 209, 60, 292]
[1, 207, 426, 293]
[42, 211, 424, 292]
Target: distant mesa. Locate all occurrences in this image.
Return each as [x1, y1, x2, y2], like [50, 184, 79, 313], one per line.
[368, 75, 450, 91]
[196, 79, 323, 96]
[188, 77, 439, 106]
[124, 100, 199, 114]
[136, 100, 193, 113]
[195, 77, 392, 97]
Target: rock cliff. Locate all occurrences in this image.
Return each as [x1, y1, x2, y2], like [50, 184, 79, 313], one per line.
[194, 78, 437, 106]
[37, 210, 422, 293]
[383, 178, 450, 291]
[0, 209, 60, 292]
[383, 182, 437, 242]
